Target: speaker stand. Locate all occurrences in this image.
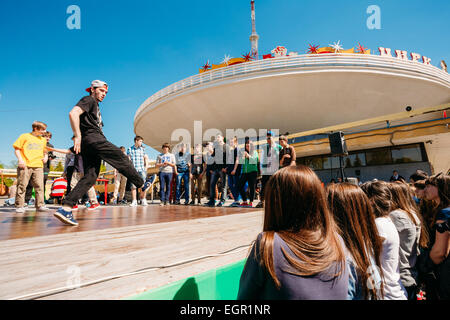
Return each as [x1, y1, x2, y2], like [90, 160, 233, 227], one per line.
[339, 155, 346, 181]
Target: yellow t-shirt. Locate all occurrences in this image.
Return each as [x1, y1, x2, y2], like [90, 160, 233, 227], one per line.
[13, 133, 46, 168]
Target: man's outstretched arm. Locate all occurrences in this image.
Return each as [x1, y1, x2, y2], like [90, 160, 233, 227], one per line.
[69, 106, 84, 154]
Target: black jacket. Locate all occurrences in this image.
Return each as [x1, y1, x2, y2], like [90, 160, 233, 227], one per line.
[211, 143, 228, 171]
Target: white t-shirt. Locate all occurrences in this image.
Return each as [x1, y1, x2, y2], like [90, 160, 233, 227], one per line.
[157, 153, 176, 173]
[375, 216, 408, 300]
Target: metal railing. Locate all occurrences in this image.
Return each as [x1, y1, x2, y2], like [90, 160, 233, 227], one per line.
[135, 53, 450, 120]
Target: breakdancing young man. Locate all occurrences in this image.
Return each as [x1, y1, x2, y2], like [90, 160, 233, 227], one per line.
[54, 80, 151, 226]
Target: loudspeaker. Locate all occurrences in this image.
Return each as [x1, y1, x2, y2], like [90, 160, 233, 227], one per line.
[328, 132, 348, 155]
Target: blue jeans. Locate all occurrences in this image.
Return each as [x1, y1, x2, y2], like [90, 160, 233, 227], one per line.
[209, 170, 227, 203]
[238, 171, 257, 202]
[159, 172, 173, 202]
[176, 171, 190, 202]
[228, 173, 241, 201]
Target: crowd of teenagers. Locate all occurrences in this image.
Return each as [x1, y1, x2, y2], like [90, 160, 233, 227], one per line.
[8, 122, 299, 212]
[150, 131, 296, 208]
[237, 166, 449, 300]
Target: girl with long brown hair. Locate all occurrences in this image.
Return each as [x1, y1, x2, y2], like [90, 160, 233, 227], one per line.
[387, 181, 429, 299]
[327, 183, 384, 300]
[422, 173, 450, 299]
[238, 165, 348, 299]
[361, 180, 408, 300]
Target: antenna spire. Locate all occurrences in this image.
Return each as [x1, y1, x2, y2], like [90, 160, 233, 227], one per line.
[250, 0, 259, 59]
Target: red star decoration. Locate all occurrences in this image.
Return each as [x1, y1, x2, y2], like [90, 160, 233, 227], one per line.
[201, 61, 211, 71]
[242, 52, 253, 62]
[357, 42, 367, 54]
[307, 44, 319, 54]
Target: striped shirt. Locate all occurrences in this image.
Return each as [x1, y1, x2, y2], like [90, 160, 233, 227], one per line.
[127, 145, 147, 172]
[50, 178, 67, 197]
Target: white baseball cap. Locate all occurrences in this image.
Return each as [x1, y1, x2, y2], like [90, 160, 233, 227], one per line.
[85, 80, 108, 92]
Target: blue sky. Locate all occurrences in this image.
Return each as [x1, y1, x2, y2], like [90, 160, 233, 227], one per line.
[0, 0, 449, 166]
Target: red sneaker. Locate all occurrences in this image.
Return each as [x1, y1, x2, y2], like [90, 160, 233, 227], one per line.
[88, 203, 100, 211]
[72, 205, 78, 211]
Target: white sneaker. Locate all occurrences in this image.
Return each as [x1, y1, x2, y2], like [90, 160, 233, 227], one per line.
[16, 207, 25, 213]
[130, 200, 138, 207]
[37, 206, 49, 212]
[141, 199, 148, 206]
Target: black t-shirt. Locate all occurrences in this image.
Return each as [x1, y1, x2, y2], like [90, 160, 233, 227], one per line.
[211, 143, 227, 171]
[227, 147, 241, 174]
[76, 95, 104, 137]
[191, 154, 205, 175]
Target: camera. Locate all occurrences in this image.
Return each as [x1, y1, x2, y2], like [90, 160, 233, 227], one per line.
[436, 221, 449, 233]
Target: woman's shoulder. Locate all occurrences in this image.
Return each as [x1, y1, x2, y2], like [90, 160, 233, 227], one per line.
[255, 232, 284, 247]
[389, 209, 407, 217]
[375, 216, 396, 232]
[389, 209, 414, 223]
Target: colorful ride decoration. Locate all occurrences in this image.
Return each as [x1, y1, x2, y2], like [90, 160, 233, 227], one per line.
[198, 41, 377, 73]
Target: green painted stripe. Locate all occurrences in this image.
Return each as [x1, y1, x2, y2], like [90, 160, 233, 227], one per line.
[126, 259, 246, 300]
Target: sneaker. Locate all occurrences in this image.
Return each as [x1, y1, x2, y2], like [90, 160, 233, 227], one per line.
[217, 200, 225, 207]
[16, 207, 25, 213]
[141, 198, 148, 206]
[255, 202, 263, 208]
[240, 202, 249, 207]
[184, 201, 190, 205]
[189, 200, 196, 205]
[141, 175, 156, 192]
[248, 202, 253, 207]
[230, 201, 240, 207]
[54, 207, 78, 226]
[130, 200, 138, 207]
[205, 201, 215, 207]
[88, 203, 100, 211]
[72, 205, 79, 211]
[174, 200, 181, 205]
[37, 206, 49, 212]
[160, 202, 165, 207]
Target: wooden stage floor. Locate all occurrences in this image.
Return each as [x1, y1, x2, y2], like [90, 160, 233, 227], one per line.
[0, 202, 263, 300]
[0, 202, 260, 241]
